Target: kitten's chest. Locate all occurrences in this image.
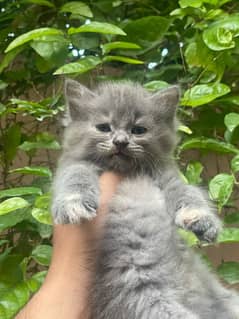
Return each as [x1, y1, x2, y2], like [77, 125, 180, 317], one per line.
[105, 176, 168, 235]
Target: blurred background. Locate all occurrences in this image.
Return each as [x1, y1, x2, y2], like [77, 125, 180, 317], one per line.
[0, 0, 239, 317]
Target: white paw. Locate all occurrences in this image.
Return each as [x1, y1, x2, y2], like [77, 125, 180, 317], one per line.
[175, 207, 220, 242]
[175, 208, 207, 228]
[52, 193, 97, 224]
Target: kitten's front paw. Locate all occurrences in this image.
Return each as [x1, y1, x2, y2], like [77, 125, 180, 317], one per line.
[175, 208, 221, 242]
[52, 193, 98, 224]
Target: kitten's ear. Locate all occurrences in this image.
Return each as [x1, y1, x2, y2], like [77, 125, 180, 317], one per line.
[64, 79, 96, 122]
[150, 86, 180, 122]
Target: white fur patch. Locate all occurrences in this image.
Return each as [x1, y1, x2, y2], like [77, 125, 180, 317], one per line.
[175, 208, 208, 227]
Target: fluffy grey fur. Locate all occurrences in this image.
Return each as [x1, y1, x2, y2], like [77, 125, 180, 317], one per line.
[52, 79, 239, 318]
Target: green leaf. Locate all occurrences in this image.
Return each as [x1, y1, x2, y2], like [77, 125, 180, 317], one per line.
[24, 0, 55, 7]
[143, 80, 170, 91]
[217, 262, 239, 285]
[101, 41, 141, 54]
[0, 198, 30, 216]
[0, 271, 46, 318]
[179, 138, 239, 155]
[209, 173, 234, 209]
[224, 130, 237, 145]
[102, 55, 143, 64]
[19, 132, 60, 151]
[26, 270, 46, 292]
[0, 282, 29, 318]
[217, 0, 231, 5]
[10, 98, 46, 111]
[179, 0, 203, 8]
[0, 282, 11, 299]
[54, 56, 101, 75]
[224, 212, 239, 224]
[35, 55, 54, 73]
[0, 254, 23, 283]
[203, 14, 239, 51]
[9, 97, 62, 120]
[0, 248, 12, 265]
[0, 47, 25, 73]
[0, 81, 8, 90]
[60, 1, 93, 18]
[178, 125, 193, 135]
[0, 104, 6, 115]
[68, 22, 126, 36]
[181, 83, 230, 107]
[36, 223, 53, 238]
[185, 161, 203, 185]
[31, 245, 52, 266]
[71, 33, 99, 50]
[170, 8, 186, 17]
[217, 228, 239, 243]
[34, 193, 51, 210]
[30, 36, 68, 64]
[32, 193, 52, 225]
[0, 240, 9, 247]
[10, 166, 52, 178]
[178, 229, 199, 246]
[20, 257, 31, 280]
[124, 16, 170, 47]
[205, 8, 225, 20]
[0, 187, 42, 200]
[219, 95, 239, 106]
[224, 112, 239, 133]
[184, 36, 225, 78]
[5, 28, 64, 53]
[19, 140, 60, 151]
[3, 124, 21, 164]
[32, 208, 52, 225]
[0, 209, 30, 232]
[231, 155, 239, 173]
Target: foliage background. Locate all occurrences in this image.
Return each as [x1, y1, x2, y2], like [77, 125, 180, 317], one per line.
[0, 0, 239, 317]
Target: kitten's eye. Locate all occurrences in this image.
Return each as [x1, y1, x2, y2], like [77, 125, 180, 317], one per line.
[131, 126, 147, 135]
[96, 123, 111, 132]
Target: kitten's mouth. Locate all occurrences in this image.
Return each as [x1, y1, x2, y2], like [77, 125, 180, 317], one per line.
[111, 148, 129, 157]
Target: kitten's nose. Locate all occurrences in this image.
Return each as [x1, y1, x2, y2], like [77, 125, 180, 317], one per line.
[113, 136, 129, 148]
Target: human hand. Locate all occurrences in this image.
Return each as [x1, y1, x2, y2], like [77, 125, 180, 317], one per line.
[16, 172, 123, 319]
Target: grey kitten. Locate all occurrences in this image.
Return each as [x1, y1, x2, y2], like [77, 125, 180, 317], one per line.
[52, 80, 239, 318]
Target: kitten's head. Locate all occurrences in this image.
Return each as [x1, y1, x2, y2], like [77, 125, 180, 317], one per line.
[63, 79, 180, 174]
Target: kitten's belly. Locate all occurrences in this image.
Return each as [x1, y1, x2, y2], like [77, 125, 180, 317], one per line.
[93, 177, 182, 318]
[93, 177, 239, 319]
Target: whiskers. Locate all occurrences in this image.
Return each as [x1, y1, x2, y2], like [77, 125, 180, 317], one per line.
[93, 141, 172, 175]
[97, 142, 112, 153]
[129, 145, 174, 176]
[127, 145, 160, 175]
